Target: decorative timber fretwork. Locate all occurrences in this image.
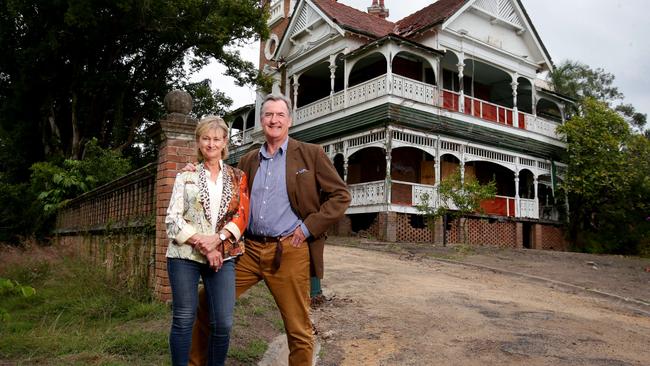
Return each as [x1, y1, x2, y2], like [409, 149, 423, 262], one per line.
[291, 2, 320, 39]
[472, 0, 524, 30]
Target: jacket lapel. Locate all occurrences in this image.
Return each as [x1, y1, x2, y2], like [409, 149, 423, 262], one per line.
[286, 138, 300, 212]
[244, 150, 261, 192]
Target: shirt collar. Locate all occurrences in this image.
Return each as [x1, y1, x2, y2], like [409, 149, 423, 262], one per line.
[259, 137, 289, 159]
[202, 160, 223, 179]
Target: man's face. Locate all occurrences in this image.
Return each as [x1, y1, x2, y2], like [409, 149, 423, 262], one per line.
[261, 99, 292, 143]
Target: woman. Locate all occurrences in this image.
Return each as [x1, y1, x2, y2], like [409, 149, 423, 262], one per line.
[165, 115, 249, 366]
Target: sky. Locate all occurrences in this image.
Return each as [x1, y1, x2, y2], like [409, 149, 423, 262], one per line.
[192, 0, 650, 118]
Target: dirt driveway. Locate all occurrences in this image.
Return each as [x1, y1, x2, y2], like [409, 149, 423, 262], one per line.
[313, 239, 650, 366]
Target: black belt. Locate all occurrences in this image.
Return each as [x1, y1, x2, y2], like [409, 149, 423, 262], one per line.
[245, 234, 282, 244]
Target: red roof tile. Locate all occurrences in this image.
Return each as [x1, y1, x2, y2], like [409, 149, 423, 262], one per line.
[395, 0, 467, 37]
[312, 0, 396, 38]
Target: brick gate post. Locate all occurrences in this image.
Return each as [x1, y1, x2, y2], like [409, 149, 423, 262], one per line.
[148, 90, 197, 301]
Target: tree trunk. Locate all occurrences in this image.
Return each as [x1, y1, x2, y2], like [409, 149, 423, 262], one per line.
[71, 92, 81, 160]
[44, 104, 62, 156]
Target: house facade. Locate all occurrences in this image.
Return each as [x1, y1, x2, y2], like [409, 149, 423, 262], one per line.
[227, 0, 570, 249]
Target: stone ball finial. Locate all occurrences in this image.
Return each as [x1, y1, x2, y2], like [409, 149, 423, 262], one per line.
[164, 90, 193, 115]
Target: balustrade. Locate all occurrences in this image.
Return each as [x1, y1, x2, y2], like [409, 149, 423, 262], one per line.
[348, 181, 386, 206]
[519, 198, 539, 219]
[292, 73, 560, 140]
[348, 180, 553, 221]
[522, 112, 560, 139]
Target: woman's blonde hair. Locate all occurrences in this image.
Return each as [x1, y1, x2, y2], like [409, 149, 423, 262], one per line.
[195, 115, 229, 162]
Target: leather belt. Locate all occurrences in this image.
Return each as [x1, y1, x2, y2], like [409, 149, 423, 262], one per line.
[245, 234, 282, 244]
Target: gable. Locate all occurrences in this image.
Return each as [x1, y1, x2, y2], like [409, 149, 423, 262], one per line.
[442, 0, 553, 71]
[275, 0, 346, 61]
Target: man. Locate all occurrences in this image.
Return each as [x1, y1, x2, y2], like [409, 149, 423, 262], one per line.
[189, 93, 351, 365]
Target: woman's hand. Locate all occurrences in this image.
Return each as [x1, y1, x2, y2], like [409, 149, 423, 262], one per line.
[193, 234, 220, 256]
[206, 250, 223, 272]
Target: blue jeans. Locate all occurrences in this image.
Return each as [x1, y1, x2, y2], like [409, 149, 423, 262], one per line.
[167, 258, 235, 366]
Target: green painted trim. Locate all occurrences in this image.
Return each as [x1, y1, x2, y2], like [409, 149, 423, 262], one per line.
[228, 102, 566, 163]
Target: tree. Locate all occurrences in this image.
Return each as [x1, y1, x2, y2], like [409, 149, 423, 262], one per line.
[417, 169, 496, 245]
[185, 79, 233, 118]
[557, 98, 650, 255]
[550, 60, 647, 131]
[0, 0, 269, 182]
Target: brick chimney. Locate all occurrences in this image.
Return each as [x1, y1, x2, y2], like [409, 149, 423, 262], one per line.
[368, 0, 389, 19]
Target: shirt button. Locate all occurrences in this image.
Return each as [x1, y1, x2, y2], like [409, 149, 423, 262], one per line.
[260, 216, 263, 219]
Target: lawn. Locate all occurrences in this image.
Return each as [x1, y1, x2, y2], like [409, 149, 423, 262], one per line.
[0, 243, 282, 365]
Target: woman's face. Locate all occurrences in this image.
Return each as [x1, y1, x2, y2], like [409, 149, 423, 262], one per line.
[199, 127, 226, 162]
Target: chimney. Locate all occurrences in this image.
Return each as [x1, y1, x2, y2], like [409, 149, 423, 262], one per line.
[368, 0, 389, 19]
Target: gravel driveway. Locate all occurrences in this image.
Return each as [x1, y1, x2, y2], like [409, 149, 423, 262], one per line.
[313, 240, 650, 366]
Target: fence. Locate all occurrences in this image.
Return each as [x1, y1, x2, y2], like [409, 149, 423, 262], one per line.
[53, 90, 198, 301]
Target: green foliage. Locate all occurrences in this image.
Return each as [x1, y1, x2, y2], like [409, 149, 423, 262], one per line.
[550, 60, 623, 103]
[0, 277, 36, 322]
[0, 182, 46, 241]
[550, 60, 646, 131]
[185, 79, 233, 118]
[0, 138, 134, 240]
[417, 169, 496, 244]
[0, 0, 269, 180]
[557, 99, 632, 206]
[30, 138, 132, 215]
[557, 98, 650, 255]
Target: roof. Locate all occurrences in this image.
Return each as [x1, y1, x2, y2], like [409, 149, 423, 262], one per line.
[395, 0, 467, 37]
[312, 0, 396, 38]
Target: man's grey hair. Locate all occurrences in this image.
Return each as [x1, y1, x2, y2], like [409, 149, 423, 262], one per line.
[260, 93, 293, 120]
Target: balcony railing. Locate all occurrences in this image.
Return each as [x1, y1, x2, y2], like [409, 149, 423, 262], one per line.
[392, 74, 439, 106]
[293, 73, 561, 140]
[349, 180, 385, 206]
[522, 112, 561, 139]
[348, 180, 545, 220]
[231, 129, 254, 146]
[519, 198, 538, 219]
[267, 0, 284, 25]
[479, 195, 516, 217]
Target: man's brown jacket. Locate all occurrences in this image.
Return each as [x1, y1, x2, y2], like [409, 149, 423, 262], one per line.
[238, 138, 351, 278]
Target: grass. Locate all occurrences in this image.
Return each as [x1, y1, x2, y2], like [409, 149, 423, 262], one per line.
[0, 252, 169, 365]
[0, 243, 284, 366]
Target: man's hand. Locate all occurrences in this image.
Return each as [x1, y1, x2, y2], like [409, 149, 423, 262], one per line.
[290, 226, 306, 248]
[181, 163, 197, 172]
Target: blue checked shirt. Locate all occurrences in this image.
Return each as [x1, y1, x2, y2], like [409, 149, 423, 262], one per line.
[247, 138, 311, 238]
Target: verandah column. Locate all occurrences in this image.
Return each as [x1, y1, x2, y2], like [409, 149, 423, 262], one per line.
[511, 74, 519, 127]
[457, 58, 465, 113]
[384, 128, 396, 242]
[514, 169, 520, 217]
[148, 90, 197, 302]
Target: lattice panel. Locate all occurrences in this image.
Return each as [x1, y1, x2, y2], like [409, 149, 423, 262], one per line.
[447, 218, 517, 247]
[539, 225, 568, 251]
[396, 214, 433, 243]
